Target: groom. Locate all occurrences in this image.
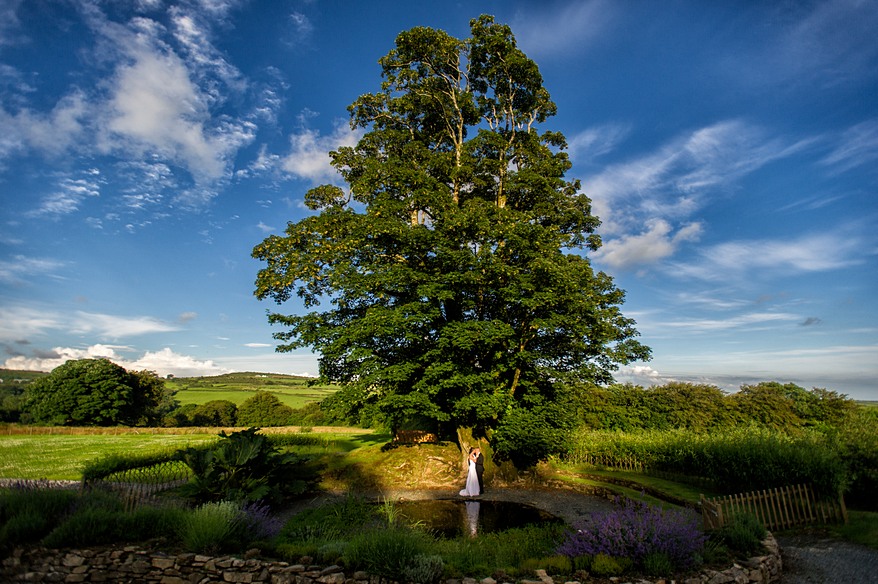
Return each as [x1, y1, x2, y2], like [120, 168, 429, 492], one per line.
[473, 447, 484, 494]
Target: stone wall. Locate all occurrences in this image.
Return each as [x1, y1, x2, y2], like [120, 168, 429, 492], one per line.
[1, 535, 782, 584]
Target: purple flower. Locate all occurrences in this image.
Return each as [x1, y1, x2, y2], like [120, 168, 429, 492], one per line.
[557, 497, 706, 571]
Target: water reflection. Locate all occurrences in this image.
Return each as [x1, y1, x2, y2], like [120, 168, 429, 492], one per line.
[391, 500, 561, 539]
[464, 500, 480, 537]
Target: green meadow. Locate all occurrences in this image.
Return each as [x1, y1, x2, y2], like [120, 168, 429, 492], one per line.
[166, 371, 338, 408]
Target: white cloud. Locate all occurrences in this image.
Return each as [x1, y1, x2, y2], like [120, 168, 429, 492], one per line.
[513, 0, 614, 57]
[30, 176, 102, 217]
[127, 347, 230, 377]
[89, 8, 255, 189]
[567, 123, 631, 163]
[822, 119, 878, 173]
[243, 342, 272, 348]
[674, 230, 863, 281]
[0, 305, 180, 343]
[593, 219, 703, 269]
[69, 311, 180, 338]
[584, 120, 811, 237]
[0, 91, 88, 163]
[281, 121, 361, 183]
[2, 344, 230, 378]
[0, 256, 67, 285]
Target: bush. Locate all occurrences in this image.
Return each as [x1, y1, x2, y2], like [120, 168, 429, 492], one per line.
[0, 483, 78, 548]
[557, 497, 706, 573]
[178, 500, 245, 554]
[590, 553, 627, 576]
[344, 527, 434, 580]
[710, 512, 766, 557]
[238, 392, 294, 427]
[173, 427, 317, 505]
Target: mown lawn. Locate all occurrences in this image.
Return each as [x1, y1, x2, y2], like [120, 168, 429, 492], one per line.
[0, 426, 379, 481]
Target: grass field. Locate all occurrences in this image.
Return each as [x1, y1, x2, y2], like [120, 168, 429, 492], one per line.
[0, 425, 377, 480]
[166, 371, 338, 408]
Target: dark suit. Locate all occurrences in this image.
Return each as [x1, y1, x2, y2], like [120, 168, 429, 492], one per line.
[474, 451, 484, 494]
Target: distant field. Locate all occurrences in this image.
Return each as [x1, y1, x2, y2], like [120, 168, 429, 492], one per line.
[166, 371, 338, 408]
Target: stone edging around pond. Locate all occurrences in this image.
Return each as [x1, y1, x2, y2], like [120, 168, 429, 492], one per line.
[1, 534, 781, 584]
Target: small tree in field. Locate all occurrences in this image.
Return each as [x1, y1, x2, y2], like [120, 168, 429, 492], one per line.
[253, 15, 650, 466]
[22, 358, 171, 426]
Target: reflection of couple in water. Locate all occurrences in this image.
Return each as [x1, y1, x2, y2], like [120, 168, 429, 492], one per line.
[459, 446, 484, 537]
[459, 446, 484, 497]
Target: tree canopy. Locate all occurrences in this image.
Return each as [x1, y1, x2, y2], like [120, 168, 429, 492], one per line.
[22, 358, 170, 426]
[253, 15, 650, 465]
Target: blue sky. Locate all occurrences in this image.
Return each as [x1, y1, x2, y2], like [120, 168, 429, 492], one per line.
[1, 1, 876, 399]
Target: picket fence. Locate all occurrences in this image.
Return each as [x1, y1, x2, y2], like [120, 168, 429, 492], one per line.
[700, 483, 847, 531]
[86, 460, 191, 511]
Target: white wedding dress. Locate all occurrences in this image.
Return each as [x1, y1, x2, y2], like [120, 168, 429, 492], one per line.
[459, 459, 480, 497]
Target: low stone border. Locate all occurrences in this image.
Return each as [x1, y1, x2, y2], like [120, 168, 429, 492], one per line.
[1, 534, 781, 584]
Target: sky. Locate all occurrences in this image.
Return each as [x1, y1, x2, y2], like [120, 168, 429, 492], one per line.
[1, 0, 876, 400]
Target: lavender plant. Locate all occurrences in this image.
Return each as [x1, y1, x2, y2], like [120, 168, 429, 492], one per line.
[556, 497, 706, 573]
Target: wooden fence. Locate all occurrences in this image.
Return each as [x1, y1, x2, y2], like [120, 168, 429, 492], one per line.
[700, 483, 847, 531]
[86, 460, 192, 511]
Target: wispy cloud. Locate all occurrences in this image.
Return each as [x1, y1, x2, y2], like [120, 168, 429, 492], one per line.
[585, 120, 812, 258]
[0, 91, 88, 164]
[29, 175, 102, 217]
[512, 0, 615, 57]
[821, 119, 878, 173]
[0, 304, 178, 343]
[724, 0, 878, 90]
[673, 230, 863, 282]
[0, 256, 67, 285]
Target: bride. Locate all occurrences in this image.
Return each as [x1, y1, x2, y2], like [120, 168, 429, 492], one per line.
[459, 447, 480, 497]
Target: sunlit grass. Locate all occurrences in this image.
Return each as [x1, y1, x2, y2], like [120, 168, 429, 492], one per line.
[0, 426, 378, 480]
[0, 434, 219, 480]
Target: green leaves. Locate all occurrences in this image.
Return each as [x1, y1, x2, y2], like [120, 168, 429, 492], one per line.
[252, 15, 650, 462]
[22, 358, 169, 427]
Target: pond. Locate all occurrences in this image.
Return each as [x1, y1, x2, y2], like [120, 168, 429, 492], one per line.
[391, 499, 563, 538]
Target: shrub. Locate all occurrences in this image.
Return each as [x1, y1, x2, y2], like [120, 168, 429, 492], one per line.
[557, 497, 706, 573]
[178, 500, 245, 554]
[710, 512, 766, 557]
[590, 553, 626, 576]
[402, 553, 445, 584]
[344, 527, 434, 580]
[642, 552, 674, 578]
[173, 427, 317, 505]
[0, 483, 77, 548]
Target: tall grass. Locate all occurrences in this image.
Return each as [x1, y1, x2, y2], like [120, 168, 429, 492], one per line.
[565, 426, 847, 498]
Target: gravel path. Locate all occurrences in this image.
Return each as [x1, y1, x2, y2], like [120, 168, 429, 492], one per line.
[776, 534, 878, 583]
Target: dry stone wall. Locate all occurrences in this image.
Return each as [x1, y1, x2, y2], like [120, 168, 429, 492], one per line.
[1, 535, 781, 584]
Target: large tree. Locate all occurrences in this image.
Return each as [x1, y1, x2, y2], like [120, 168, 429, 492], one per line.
[253, 15, 650, 465]
[23, 358, 171, 426]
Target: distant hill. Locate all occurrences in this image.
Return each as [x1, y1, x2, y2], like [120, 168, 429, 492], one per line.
[165, 371, 338, 408]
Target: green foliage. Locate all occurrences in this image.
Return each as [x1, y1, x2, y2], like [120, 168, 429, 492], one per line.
[192, 400, 238, 426]
[579, 381, 861, 434]
[0, 485, 77, 549]
[178, 500, 245, 554]
[22, 359, 171, 426]
[238, 391, 295, 427]
[173, 427, 316, 505]
[565, 426, 848, 498]
[344, 527, 436, 581]
[590, 553, 627, 576]
[1, 484, 185, 550]
[642, 552, 674, 578]
[710, 512, 767, 557]
[252, 15, 649, 460]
